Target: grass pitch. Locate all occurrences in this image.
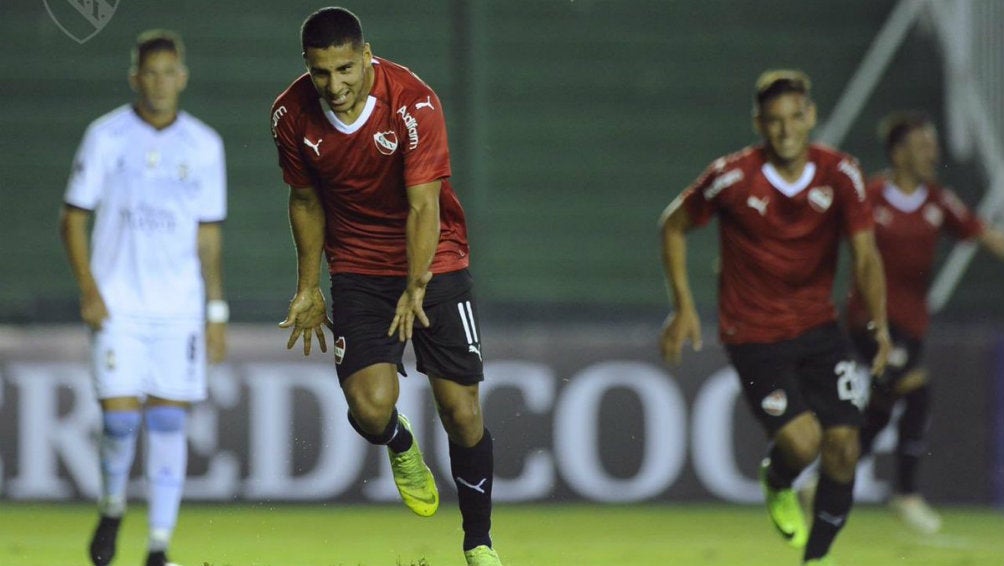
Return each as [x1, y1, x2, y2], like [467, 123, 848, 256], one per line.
[1, 502, 1002, 565]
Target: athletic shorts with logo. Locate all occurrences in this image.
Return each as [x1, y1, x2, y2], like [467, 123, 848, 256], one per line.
[725, 323, 863, 435]
[330, 268, 484, 384]
[90, 317, 207, 402]
[849, 323, 922, 394]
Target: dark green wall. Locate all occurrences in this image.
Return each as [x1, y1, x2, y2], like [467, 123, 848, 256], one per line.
[2, 1, 999, 323]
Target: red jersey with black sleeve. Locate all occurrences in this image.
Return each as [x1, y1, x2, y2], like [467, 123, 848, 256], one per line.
[846, 176, 985, 339]
[270, 57, 470, 276]
[681, 144, 873, 345]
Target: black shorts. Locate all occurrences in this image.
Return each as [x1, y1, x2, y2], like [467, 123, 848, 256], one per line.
[329, 269, 484, 384]
[725, 323, 864, 436]
[849, 323, 923, 393]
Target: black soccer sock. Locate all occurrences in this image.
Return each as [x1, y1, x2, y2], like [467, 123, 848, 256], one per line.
[804, 472, 854, 561]
[859, 394, 894, 457]
[765, 444, 802, 489]
[895, 385, 930, 494]
[450, 428, 494, 551]
[347, 408, 413, 453]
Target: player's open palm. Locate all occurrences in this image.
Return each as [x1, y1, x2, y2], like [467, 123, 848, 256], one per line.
[280, 287, 333, 356]
[660, 306, 702, 365]
[389, 271, 432, 342]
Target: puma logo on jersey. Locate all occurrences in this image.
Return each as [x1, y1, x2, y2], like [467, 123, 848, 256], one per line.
[746, 195, 769, 216]
[303, 136, 323, 156]
[415, 96, 435, 111]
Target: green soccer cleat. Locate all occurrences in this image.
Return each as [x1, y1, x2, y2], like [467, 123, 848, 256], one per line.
[759, 458, 808, 548]
[388, 414, 439, 517]
[803, 556, 836, 565]
[464, 545, 502, 566]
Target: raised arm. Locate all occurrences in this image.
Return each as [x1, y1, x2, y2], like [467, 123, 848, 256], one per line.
[849, 229, 891, 375]
[658, 194, 702, 364]
[279, 184, 332, 355]
[388, 180, 441, 342]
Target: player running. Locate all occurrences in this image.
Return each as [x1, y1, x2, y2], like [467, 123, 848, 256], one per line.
[659, 69, 890, 565]
[270, 7, 501, 565]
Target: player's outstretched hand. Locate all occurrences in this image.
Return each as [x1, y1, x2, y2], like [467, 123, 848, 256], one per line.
[388, 271, 432, 342]
[280, 287, 334, 356]
[660, 307, 702, 365]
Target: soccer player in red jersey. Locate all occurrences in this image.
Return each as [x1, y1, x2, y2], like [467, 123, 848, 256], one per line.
[659, 70, 891, 565]
[270, 8, 500, 566]
[845, 111, 1004, 533]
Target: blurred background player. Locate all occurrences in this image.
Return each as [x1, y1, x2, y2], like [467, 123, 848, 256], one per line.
[659, 69, 890, 565]
[59, 29, 228, 566]
[269, 7, 501, 565]
[845, 111, 1004, 533]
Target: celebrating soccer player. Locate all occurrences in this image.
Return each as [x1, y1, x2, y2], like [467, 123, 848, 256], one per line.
[844, 111, 1004, 533]
[60, 29, 228, 566]
[270, 7, 501, 565]
[659, 69, 891, 565]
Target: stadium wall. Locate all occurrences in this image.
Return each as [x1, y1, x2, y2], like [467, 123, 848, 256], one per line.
[0, 323, 998, 505]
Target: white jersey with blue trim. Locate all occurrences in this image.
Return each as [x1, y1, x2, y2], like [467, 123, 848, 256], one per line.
[64, 105, 227, 321]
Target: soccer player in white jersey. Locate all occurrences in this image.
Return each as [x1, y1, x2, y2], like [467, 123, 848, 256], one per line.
[59, 29, 227, 566]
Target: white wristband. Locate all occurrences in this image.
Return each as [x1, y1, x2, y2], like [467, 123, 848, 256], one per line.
[206, 300, 229, 323]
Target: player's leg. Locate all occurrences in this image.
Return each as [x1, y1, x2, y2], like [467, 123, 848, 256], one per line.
[88, 321, 144, 566]
[888, 368, 941, 533]
[727, 337, 816, 550]
[800, 324, 864, 564]
[143, 398, 190, 566]
[851, 325, 912, 457]
[805, 425, 859, 563]
[142, 320, 206, 566]
[415, 270, 500, 565]
[332, 273, 436, 516]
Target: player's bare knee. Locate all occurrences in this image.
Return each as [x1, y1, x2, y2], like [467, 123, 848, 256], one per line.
[437, 402, 483, 446]
[776, 413, 822, 467]
[820, 428, 860, 479]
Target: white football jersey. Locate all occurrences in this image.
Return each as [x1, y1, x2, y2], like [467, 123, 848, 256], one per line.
[64, 105, 227, 321]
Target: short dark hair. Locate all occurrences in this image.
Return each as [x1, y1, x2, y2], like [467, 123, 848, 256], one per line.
[301, 7, 364, 54]
[754, 69, 812, 111]
[131, 29, 184, 70]
[878, 110, 933, 159]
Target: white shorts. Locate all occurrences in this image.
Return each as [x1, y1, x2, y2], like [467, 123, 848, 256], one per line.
[90, 317, 207, 402]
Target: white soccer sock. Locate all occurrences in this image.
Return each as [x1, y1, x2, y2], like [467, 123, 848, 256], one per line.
[99, 411, 141, 517]
[144, 405, 188, 550]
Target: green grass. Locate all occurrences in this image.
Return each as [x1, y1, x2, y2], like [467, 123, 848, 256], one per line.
[1, 502, 1003, 565]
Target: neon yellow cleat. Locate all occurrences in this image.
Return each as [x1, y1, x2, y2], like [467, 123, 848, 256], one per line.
[804, 556, 836, 565]
[759, 458, 808, 548]
[388, 414, 439, 517]
[464, 545, 502, 566]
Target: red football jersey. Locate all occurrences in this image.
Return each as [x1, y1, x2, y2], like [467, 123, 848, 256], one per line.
[846, 176, 984, 339]
[682, 144, 873, 345]
[271, 57, 470, 276]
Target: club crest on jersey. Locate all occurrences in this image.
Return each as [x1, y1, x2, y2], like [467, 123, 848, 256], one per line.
[761, 389, 788, 417]
[373, 131, 399, 155]
[873, 206, 893, 226]
[334, 336, 346, 365]
[808, 186, 834, 212]
[923, 203, 944, 227]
